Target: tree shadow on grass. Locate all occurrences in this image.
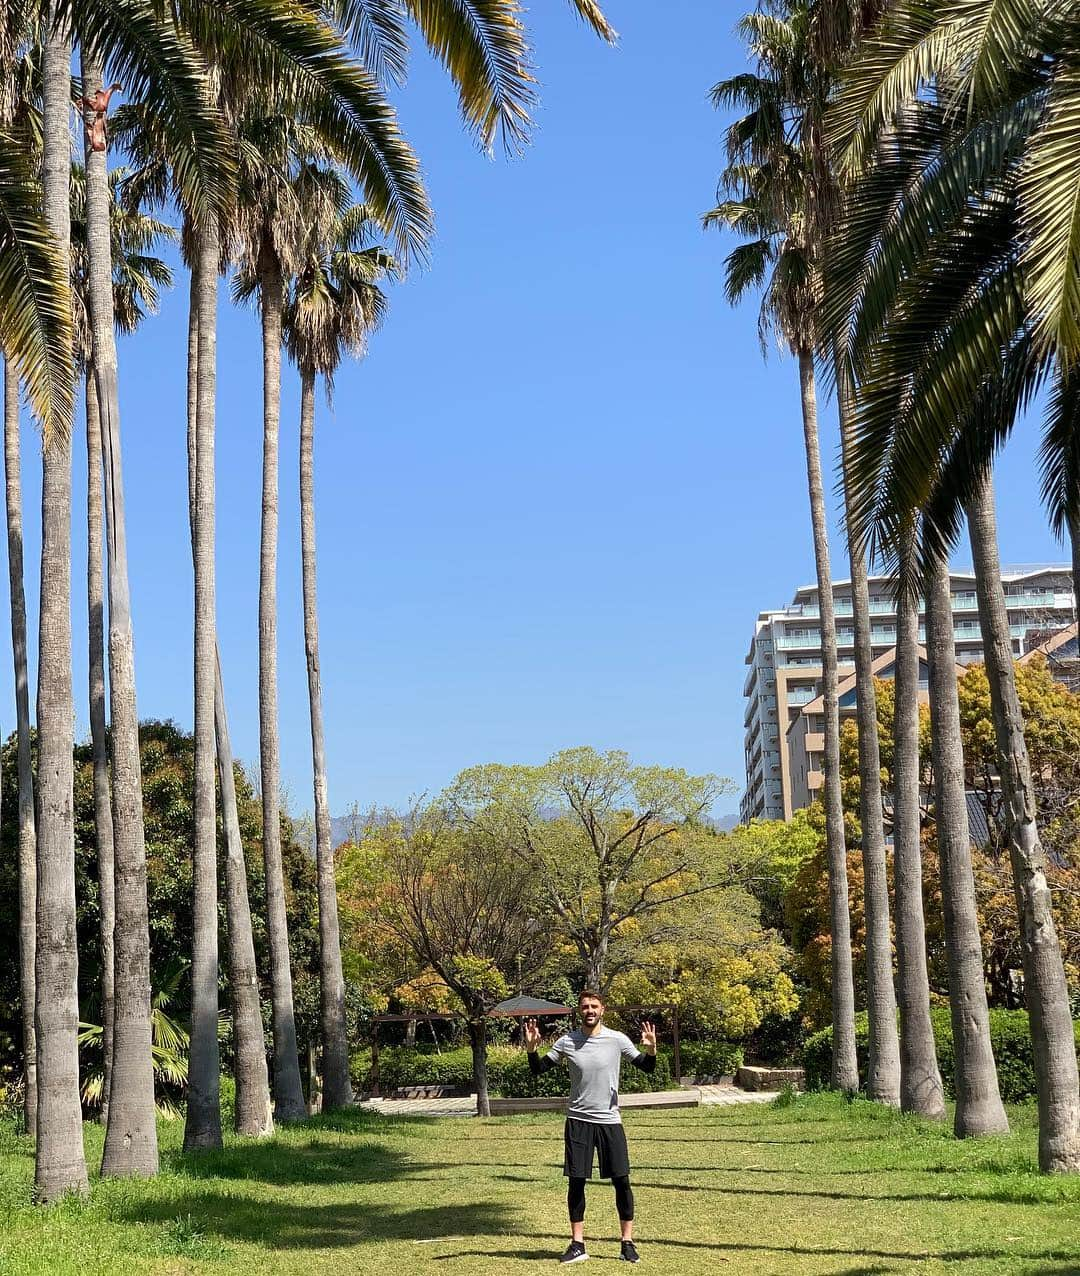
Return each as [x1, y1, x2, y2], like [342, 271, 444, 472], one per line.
[429, 1233, 1079, 1266]
[164, 1142, 406, 1189]
[629, 1178, 1076, 1208]
[117, 1190, 514, 1252]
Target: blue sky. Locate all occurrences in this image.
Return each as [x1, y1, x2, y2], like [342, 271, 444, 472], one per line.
[5, 2, 1065, 822]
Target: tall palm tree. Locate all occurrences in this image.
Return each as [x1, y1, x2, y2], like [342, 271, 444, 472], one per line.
[891, 530, 945, 1119]
[70, 151, 174, 1130]
[233, 114, 319, 1121]
[1, 0, 71, 1150]
[707, 7, 858, 1092]
[925, 547, 1009, 1139]
[35, 3, 88, 1201]
[827, 0, 1080, 1172]
[3, 358, 36, 1136]
[79, 50, 163, 1179]
[183, 253, 274, 1137]
[967, 473, 1079, 1171]
[283, 177, 394, 1111]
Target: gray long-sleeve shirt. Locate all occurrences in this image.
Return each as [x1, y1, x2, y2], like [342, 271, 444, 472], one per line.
[529, 1026, 655, 1124]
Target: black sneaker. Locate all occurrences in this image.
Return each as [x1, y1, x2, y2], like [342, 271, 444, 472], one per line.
[620, 1240, 641, 1263]
[559, 1241, 588, 1264]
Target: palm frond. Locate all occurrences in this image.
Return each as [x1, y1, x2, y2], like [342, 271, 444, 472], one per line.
[331, 0, 410, 86]
[567, 0, 616, 43]
[402, 0, 535, 152]
[1039, 359, 1080, 535]
[1020, 52, 1080, 362]
[0, 130, 74, 443]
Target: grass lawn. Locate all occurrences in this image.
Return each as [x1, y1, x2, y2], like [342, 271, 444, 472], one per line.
[1, 1093, 1079, 1275]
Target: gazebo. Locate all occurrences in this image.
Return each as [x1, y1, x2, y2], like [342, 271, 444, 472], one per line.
[488, 995, 572, 1017]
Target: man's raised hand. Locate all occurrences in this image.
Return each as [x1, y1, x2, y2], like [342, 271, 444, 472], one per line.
[524, 1017, 542, 1052]
[640, 1019, 658, 1055]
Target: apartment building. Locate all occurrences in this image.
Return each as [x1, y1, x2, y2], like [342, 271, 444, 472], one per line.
[740, 566, 1076, 824]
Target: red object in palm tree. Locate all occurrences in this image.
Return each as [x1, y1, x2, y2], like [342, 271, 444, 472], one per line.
[80, 84, 122, 152]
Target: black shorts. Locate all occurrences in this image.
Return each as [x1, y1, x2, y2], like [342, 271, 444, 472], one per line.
[563, 1117, 631, 1179]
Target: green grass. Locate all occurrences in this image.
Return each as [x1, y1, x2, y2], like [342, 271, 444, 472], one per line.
[1, 1094, 1079, 1274]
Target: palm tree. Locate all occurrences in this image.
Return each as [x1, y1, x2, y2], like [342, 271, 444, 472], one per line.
[827, 0, 1080, 1171]
[967, 473, 1079, 1170]
[79, 51, 163, 1179]
[35, 3, 89, 1201]
[3, 358, 36, 1136]
[707, 7, 858, 1092]
[1, 0, 71, 1153]
[232, 114, 320, 1122]
[182, 249, 275, 1138]
[891, 532, 945, 1119]
[284, 177, 394, 1111]
[71, 150, 174, 1131]
[925, 548, 1010, 1139]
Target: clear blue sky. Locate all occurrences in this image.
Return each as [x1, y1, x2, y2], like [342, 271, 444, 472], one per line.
[5, 2, 1065, 822]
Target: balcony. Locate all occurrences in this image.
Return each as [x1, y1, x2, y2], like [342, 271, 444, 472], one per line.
[787, 687, 816, 706]
[796, 598, 896, 618]
[1003, 589, 1057, 608]
[776, 631, 821, 649]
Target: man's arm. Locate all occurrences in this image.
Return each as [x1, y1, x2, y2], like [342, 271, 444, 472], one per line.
[629, 1019, 658, 1073]
[528, 1051, 561, 1076]
[524, 1017, 562, 1075]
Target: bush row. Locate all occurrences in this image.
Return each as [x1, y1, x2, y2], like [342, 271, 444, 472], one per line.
[351, 1039, 743, 1097]
[803, 1008, 1080, 1102]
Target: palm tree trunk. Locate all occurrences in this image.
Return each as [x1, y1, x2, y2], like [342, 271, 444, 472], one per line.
[1068, 510, 1080, 620]
[299, 367, 352, 1111]
[84, 366, 116, 1127]
[925, 548, 1008, 1139]
[798, 348, 858, 1092]
[80, 56, 158, 1178]
[34, 5, 88, 1200]
[258, 256, 306, 1121]
[183, 222, 223, 1151]
[967, 475, 1080, 1172]
[837, 367, 900, 1106]
[184, 272, 273, 1138]
[4, 358, 37, 1136]
[892, 546, 945, 1119]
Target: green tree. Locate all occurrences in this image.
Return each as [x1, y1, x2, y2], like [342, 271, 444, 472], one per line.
[370, 803, 550, 1116]
[449, 747, 734, 992]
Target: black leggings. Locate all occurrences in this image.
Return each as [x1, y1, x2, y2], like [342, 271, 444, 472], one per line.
[567, 1175, 634, 1223]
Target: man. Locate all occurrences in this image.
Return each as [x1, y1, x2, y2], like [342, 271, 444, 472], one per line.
[524, 990, 658, 1264]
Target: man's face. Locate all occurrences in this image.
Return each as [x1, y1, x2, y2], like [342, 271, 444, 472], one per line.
[579, 996, 604, 1027]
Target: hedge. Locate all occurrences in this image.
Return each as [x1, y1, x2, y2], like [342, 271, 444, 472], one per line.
[679, 1040, 743, 1078]
[351, 1044, 707, 1097]
[803, 1008, 1080, 1102]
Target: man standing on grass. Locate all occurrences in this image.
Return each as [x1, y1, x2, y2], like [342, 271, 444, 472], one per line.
[524, 990, 658, 1265]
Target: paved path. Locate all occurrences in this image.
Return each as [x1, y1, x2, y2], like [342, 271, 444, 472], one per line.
[358, 1083, 780, 1119]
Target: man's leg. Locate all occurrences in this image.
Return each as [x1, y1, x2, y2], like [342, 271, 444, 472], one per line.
[567, 1177, 587, 1242]
[612, 1176, 634, 1241]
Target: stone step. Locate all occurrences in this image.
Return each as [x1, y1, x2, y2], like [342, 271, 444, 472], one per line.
[736, 1065, 805, 1092]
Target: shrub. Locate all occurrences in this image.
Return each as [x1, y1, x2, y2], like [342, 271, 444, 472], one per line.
[679, 1040, 743, 1078]
[803, 1009, 1080, 1101]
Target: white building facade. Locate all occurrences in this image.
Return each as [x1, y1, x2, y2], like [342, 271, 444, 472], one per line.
[740, 566, 1076, 824]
